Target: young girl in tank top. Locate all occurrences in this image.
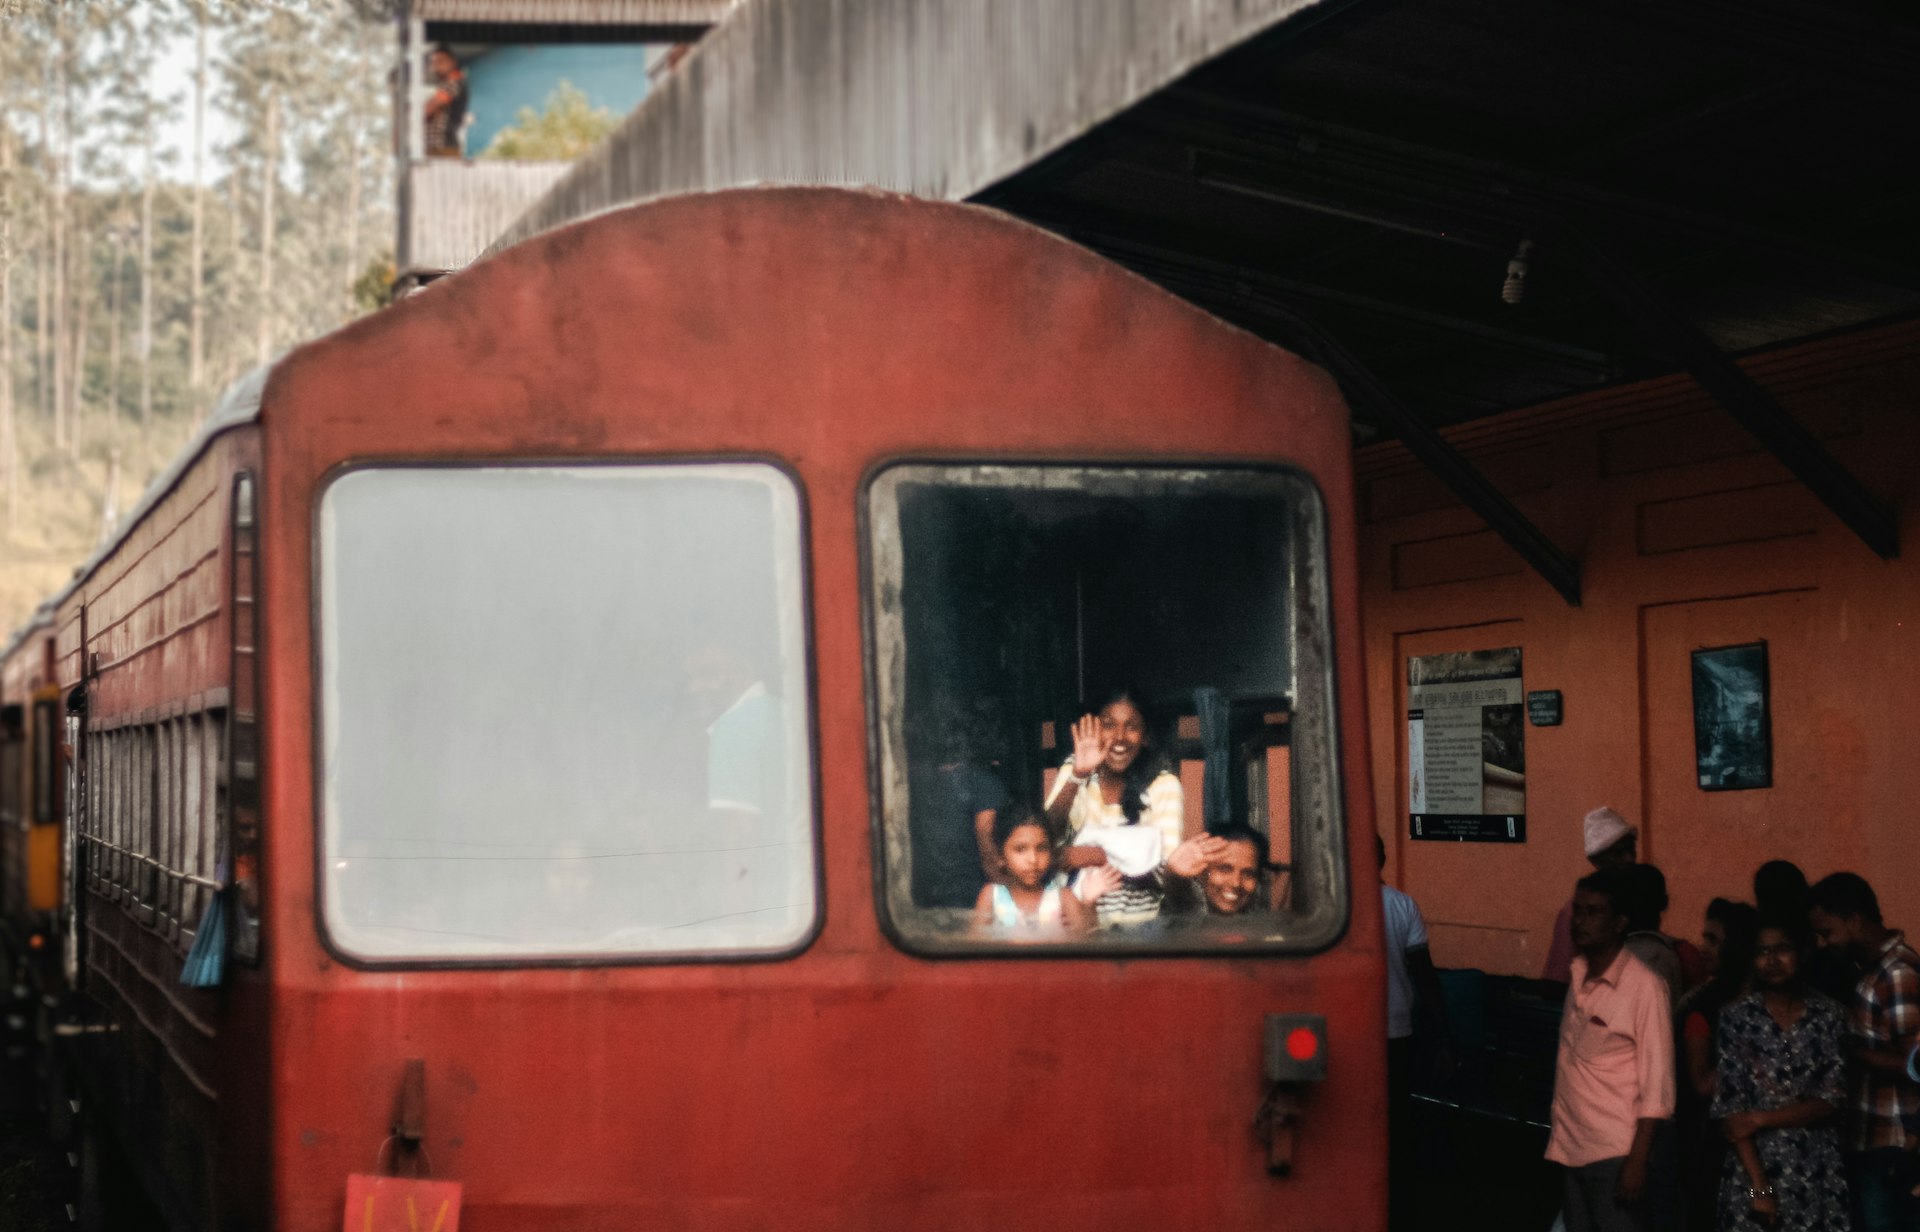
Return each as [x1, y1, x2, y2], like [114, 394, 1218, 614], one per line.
[972, 812, 1105, 934]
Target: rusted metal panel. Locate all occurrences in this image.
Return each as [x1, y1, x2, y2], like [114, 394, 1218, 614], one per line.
[489, 0, 1325, 253]
[403, 160, 572, 275]
[84, 462, 227, 721]
[412, 0, 734, 22]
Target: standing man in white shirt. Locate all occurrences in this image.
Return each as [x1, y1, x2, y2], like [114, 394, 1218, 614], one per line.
[1380, 834, 1453, 1231]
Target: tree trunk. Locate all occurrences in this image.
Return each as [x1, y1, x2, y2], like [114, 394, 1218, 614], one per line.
[69, 211, 90, 457]
[2, 125, 16, 533]
[106, 221, 124, 445]
[189, 3, 207, 390]
[35, 95, 50, 425]
[256, 90, 279, 366]
[50, 88, 67, 449]
[343, 129, 360, 318]
[51, 6, 71, 451]
[222, 189, 241, 394]
[99, 446, 120, 543]
[140, 129, 155, 435]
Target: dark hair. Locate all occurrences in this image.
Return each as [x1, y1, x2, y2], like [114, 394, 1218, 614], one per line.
[992, 808, 1050, 852]
[1753, 860, 1810, 919]
[1214, 823, 1271, 869]
[1617, 863, 1669, 933]
[1088, 688, 1166, 826]
[1576, 867, 1631, 916]
[1755, 909, 1814, 956]
[1692, 900, 1760, 1029]
[430, 43, 460, 63]
[1375, 833, 1386, 869]
[1809, 872, 1882, 925]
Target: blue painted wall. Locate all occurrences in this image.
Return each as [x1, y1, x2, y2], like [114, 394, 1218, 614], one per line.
[464, 45, 655, 154]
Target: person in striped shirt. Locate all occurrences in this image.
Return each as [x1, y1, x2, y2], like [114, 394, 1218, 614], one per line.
[1807, 872, 1920, 1232]
[1045, 690, 1185, 927]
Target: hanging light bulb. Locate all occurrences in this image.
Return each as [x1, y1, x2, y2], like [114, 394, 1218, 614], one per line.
[1502, 239, 1534, 305]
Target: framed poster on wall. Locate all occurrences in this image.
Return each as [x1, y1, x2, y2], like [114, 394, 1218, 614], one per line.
[1407, 647, 1526, 842]
[1692, 642, 1772, 791]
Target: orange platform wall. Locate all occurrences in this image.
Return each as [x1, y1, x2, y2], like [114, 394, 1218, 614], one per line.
[1358, 320, 1919, 977]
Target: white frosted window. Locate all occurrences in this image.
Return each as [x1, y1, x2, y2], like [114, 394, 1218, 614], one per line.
[319, 464, 815, 962]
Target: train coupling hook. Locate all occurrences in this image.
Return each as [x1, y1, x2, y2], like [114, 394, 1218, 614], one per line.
[1255, 1015, 1328, 1177]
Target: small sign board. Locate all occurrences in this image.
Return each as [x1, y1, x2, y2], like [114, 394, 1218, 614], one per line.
[343, 1176, 462, 1232]
[1527, 690, 1563, 727]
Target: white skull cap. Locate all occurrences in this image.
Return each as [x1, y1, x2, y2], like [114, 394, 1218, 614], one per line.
[1583, 807, 1636, 858]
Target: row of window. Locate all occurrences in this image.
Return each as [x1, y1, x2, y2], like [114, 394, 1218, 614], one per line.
[81, 708, 227, 955]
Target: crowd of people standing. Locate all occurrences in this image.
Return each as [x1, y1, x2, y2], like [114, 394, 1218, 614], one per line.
[1541, 807, 1918, 1232]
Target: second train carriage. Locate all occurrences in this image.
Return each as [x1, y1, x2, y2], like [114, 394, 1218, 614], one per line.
[4, 187, 1389, 1230]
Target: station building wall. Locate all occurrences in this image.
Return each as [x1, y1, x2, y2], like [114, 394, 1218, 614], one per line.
[1357, 318, 1920, 978]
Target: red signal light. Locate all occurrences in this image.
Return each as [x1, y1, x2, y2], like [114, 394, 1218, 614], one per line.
[27, 932, 44, 951]
[1265, 1014, 1328, 1082]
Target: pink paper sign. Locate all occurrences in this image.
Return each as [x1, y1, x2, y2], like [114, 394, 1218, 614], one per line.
[342, 1175, 463, 1232]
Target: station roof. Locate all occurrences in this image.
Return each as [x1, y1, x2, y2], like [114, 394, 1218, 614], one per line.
[488, 0, 1920, 595]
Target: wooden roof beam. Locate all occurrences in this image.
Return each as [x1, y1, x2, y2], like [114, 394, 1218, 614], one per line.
[1169, 152, 1903, 560]
[1567, 227, 1901, 559]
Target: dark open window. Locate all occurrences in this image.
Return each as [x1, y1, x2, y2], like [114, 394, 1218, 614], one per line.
[865, 464, 1348, 955]
[32, 699, 57, 824]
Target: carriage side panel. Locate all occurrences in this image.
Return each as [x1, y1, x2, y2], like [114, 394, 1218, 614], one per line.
[57, 427, 272, 1232]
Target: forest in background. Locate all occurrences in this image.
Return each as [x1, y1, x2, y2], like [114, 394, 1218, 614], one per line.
[0, 1, 395, 633]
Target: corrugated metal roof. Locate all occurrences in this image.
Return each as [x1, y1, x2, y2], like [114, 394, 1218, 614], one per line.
[403, 161, 574, 274]
[489, 0, 1326, 253]
[413, 0, 735, 23]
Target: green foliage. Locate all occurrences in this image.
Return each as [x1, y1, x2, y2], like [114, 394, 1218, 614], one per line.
[481, 82, 620, 162]
[352, 249, 394, 313]
[0, 1, 395, 633]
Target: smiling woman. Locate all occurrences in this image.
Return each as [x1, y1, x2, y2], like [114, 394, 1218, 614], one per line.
[1046, 689, 1185, 926]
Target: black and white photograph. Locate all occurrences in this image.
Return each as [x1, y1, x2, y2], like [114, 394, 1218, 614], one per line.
[1692, 642, 1773, 791]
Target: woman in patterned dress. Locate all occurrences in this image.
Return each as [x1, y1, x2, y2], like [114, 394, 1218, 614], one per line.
[1712, 917, 1851, 1231]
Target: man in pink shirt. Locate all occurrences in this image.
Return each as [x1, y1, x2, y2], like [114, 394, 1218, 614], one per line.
[1546, 867, 1676, 1232]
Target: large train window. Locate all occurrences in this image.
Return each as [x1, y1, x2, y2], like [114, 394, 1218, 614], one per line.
[317, 463, 816, 964]
[865, 464, 1347, 955]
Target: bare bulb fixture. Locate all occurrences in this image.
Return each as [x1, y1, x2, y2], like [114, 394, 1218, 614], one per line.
[1502, 239, 1534, 305]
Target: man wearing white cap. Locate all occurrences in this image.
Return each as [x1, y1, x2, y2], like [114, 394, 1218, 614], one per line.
[1542, 808, 1639, 983]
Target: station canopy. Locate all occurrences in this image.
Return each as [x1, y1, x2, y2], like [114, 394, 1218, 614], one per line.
[489, 0, 1920, 598]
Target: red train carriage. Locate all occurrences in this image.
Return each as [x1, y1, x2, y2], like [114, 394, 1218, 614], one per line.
[16, 188, 1388, 1230]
